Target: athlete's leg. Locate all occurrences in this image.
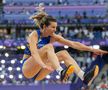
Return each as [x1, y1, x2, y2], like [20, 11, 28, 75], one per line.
[35, 62, 53, 80]
[22, 44, 73, 81]
[55, 50, 99, 86]
[22, 44, 58, 79]
[35, 50, 75, 81]
[37, 44, 74, 82]
[56, 50, 81, 74]
[35, 50, 99, 85]
[38, 44, 62, 70]
[35, 50, 84, 81]
[71, 55, 106, 90]
[22, 56, 42, 78]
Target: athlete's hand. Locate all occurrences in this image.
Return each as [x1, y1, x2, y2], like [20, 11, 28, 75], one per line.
[92, 49, 108, 55]
[43, 65, 54, 72]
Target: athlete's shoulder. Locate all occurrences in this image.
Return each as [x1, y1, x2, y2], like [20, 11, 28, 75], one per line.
[28, 30, 39, 40]
[29, 30, 37, 37]
[27, 30, 38, 43]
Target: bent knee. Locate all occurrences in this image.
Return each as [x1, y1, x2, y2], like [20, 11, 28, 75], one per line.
[61, 50, 69, 54]
[46, 44, 54, 49]
[57, 50, 70, 58]
[59, 50, 69, 55]
[45, 44, 54, 52]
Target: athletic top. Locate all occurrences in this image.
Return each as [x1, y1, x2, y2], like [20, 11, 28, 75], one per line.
[24, 29, 51, 55]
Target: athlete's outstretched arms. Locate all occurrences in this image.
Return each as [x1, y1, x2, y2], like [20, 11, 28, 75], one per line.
[51, 34, 108, 55]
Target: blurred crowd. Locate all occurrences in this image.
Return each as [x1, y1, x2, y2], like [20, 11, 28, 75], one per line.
[0, 26, 108, 43]
[0, 0, 107, 25]
[4, 0, 108, 6]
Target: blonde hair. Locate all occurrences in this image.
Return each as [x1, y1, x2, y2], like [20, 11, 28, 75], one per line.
[30, 3, 57, 29]
[30, 12, 57, 29]
[30, 12, 48, 29]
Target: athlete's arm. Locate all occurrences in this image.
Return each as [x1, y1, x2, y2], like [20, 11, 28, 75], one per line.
[52, 33, 108, 55]
[28, 31, 46, 68]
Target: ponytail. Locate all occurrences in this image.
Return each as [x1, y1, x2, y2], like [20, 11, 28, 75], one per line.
[30, 11, 56, 29]
[30, 12, 48, 29]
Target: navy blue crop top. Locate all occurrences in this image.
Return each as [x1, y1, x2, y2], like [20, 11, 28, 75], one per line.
[24, 29, 51, 55]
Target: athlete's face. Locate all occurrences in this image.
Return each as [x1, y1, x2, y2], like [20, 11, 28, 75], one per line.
[44, 21, 57, 35]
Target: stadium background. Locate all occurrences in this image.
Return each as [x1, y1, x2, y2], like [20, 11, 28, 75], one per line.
[0, 0, 108, 90]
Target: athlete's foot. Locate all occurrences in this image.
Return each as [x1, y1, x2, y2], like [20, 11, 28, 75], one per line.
[60, 65, 74, 82]
[83, 65, 99, 86]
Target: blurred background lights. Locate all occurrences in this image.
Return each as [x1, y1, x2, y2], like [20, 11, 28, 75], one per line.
[11, 59, 16, 64]
[93, 45, 100, 49]
[56, 75, 60, 79]
[9, 75, 14, 79]
[8, 67, 13, 71]
[20, 60, 23, 64]
[5, 53, 9, 57]
[46, 75, 51, 79]
[0, 75, 5, 79]
[21, 45, 26, 50]
[0, 45, 3, 49]
[18, 74, 23, 79]
[61, 61, 64, 64]
[16, 67, 21, 71]
[1, 59, 5, 64]
[64, 45, 69, 49]
[0, 67, 2, 71]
